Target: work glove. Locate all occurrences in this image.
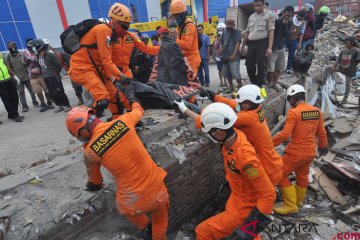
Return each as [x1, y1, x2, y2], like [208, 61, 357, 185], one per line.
[113, 80, 125, 92]
[173, 99, 188, 114]
[124, 82, 138, 104]
[230, 207, 273, 240]
[85, 182, 102, 191]
[199, 87, 216, 102]
[318, 147, 329, 156]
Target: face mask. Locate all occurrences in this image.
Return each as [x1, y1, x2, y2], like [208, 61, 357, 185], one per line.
[32, 47, 38, 54]
[217, 31, 223, 35]
[9, 47, 18, 54]
[174, 13, 186, 26]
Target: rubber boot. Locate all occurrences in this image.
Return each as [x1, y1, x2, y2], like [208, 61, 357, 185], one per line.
[272, 71, 280, 91]
[274, 185, 298, 215]
[295, 185, 307, 207]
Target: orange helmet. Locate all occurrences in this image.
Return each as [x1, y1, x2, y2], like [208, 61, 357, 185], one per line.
[170, 0, 187, 15]
[66, 106, 95, 138]
[108, 3, 133, 23]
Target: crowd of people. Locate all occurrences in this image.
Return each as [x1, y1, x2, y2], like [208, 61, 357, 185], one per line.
[0, 0, 360, 239]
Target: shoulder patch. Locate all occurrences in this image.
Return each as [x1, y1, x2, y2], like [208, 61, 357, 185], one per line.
[257, 108, 265, 123]
[243, 164, 259, 178]
[301, 110, 320, 121]
[126, 36, 134, 43]
[90, 120, 130, 157]
[227, 159, 240, 175]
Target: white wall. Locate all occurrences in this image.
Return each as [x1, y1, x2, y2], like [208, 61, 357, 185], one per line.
[62, 0, 92, 25]
[25, 0, 63, 47]
[146, 0, 162, 21]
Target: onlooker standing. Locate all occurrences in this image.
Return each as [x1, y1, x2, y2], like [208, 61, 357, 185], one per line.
[4, 41, 39, 112]
[331, 36, 360, 104]
[130, 34, 155, 83]
[265, 2, 279, 19]
[197, 25, 211, 87]
[221, 19, 242, 90]
[0, 53, 23, 122]
[242, 0, 275, 88]
[302, 4, 316, 50]
[286, 11, 306, 75]
[315, 6, 330, 32]
[267, 6, 293, 91]
[23, 39, 54, 112]
[33, 39, 71, 113]
[214, 23, 226, 87]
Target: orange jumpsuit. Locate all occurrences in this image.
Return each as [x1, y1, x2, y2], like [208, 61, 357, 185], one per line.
[196, 95, 283, 186]
[176, 19, 201, 76]
[272, 102, 328, 188]
[195, 129, 275, 240]
[112, 32, 160, 77]
[83, 102, 168, 240]
[69, 24, 121, 114]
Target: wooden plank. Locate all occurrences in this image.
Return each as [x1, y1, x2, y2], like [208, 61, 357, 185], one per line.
[331, 148, 358, 159]
[314, 167, 347, 205]
[332, 138, 352, 149]
[343, 205, 360, 215]
[332, 207, 358, 226]
[345, 145, 360, 151]
[323, 152, 336, 162]
[327, 161, 360, 182]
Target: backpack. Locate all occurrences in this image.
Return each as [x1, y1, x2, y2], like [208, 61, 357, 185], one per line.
[60, 19, 103, 55]
[179, 22, 203, 49]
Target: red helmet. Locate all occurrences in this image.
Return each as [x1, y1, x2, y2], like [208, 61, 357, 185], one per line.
[66, 106, 95, 138]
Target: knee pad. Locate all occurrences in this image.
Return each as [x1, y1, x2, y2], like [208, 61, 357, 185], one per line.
[95, 99, 109, 117]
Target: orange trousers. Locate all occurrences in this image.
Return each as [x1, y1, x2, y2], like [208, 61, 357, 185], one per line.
[70, 70, 129, 114]
[279, 153, 314, 188]
[116, 183, 169, 240]
[268, 170, 283, 187]
[196, 194, 257, 240]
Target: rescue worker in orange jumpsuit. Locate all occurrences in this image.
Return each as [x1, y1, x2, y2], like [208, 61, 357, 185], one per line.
[272, 84, 328, 215]
[69, 4, 132, 116]
[170, 0, 201, 76]
[199, 85, 283, 186]
[65, 85, 169, 240]
[174, 100, 276, 239]
[110, 3, 160, 78]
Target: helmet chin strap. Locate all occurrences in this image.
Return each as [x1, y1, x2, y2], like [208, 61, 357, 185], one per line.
[208, 128, 236, 146]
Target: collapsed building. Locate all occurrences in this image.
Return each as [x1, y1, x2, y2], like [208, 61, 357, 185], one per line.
[0, 19, 360, 240]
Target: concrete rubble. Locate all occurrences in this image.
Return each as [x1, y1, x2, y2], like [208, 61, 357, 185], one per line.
[0, 20, 360, 240]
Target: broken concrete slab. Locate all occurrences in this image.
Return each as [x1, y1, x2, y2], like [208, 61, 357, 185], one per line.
[314, 167, 347, 206]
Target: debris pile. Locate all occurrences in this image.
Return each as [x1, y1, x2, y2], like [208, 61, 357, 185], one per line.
[172, 21, 360, 240]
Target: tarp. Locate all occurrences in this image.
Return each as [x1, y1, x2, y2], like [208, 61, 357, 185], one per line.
[133, 81, 201, 113]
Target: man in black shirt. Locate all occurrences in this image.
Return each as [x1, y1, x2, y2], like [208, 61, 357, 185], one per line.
[266, 6, 293, 91]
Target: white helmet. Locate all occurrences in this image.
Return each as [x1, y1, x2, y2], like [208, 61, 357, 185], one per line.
[42, 39, 50, 45]
[217, 23, 226, 29]
[287, 84, 306, 97]
[200, 103, 238, 133]
[98, 18, 110, 24]
[236, 84, 264, 104]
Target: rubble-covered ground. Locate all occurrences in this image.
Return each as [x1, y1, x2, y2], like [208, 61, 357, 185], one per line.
[1, 18, 360, 240]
